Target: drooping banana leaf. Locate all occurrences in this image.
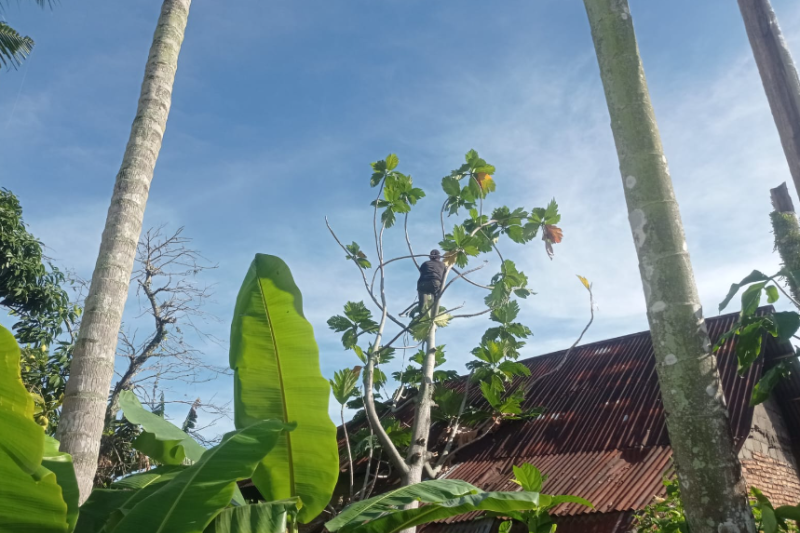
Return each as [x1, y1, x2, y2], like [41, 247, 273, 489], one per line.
[229, 254, 338, 523]
[0, 324, 69, 532]
[75, 466, 187, 533]
[43, 436, 80, 532]
[326, 479, 479, 532]
[340, 491, 556, 533]
[118, 390, 206, 464]
[112, 420, 292, 533]
[204, 498, 300, 533]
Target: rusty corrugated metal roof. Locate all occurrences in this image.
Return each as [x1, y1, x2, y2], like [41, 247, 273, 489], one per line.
[408, 308, 794, 532]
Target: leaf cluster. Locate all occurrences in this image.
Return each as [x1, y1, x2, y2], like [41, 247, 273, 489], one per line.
[715, 269, 800, 406]
[370, 155, 425, 228]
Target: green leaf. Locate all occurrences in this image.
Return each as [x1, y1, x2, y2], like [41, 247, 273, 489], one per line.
[766, 285, 780, 304]
[113, 420, 292, 533]
[498, 521, 512, 533]
[42, 436, 79, 532]
[205, 499, 301, 533]
[326, 479, 479, 532]
[751, 362, 791, 406]
[719, 271, 769, 312]
[327, 315, 353, 333]
[491, 301, 520, 324]
[330, 367, 361, 406]
[385, 154, 399, 171]
[544, 198, 559, 224]
[76, 468, 186, 533]
[775, 504, 800, 522]
[736, 321, 764, 374]
[773, 311, 800, 342]
[512, 463, 545, 492]
[339, 491, 551, 533]
[229, 254, 339, 523]
[465, 149, 480, 166]
[442, 177, 461, 197]
[74, 490, 135, 533]
[119, 390, 206, 465]
[0, 324, 69, 533]
[741, 282, 766, 317]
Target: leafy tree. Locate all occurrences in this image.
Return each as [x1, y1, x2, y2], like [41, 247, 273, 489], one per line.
[583, 0, 754, 531]
[57, 0, 193, 502]
[0, 188, 82, 432]
[326, 150, 590, 513]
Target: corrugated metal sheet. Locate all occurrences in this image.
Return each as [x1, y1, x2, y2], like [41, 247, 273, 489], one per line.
[442, 310, 775, 463]
[331, 308, 796, 533]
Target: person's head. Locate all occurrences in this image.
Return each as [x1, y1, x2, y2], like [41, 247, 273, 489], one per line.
[429, 249, 441, 261]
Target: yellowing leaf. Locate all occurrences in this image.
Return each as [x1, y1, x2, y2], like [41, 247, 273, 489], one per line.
[475, 173, 494, 192]
[577, 275, 591, 290]
[443, 251, 458, 267]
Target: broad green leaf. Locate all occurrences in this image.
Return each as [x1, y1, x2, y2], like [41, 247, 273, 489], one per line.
[736, 321, 764, 374]
[751, 362, 791, 406]
[511, 463, 545, 493]
[205, 499, 300, 533]
[547, 494, 594, 509]
[741, 282, 766, 317]
[326, 479, 479, 532]
[118, 390, 205, 465]
[775, 504, 800, 522]
[719, 271, 769, 312]
[385, 154, 399, 171]
[340, 491, 548, 533]
[113, 420, 291, 533]
[43, 436, 79, 532]
[766, 285, 780, 304]
[0, 324, 69, 533]
[229, 254, 338, 523]
[74, 490, 135, 533]
[773, 312, 800, 342]
[442, 177, 461, 197]
[498, 521, 512, 533]
[110, 465, 186, 490]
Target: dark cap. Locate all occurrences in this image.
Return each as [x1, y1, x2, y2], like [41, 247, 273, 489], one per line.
[429, 249, 441, 260]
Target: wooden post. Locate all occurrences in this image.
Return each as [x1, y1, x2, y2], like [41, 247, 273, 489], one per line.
[738, 0, 800, 200]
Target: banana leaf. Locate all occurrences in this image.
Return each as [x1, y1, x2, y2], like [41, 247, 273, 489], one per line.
[112, 419, 292, 533]
[118, 390, 205, 464]
[75, 466, 186, 533]
[0, 324, 69, 532]
[43, 436, 80, 532]
[205, 498, 300, 533]
[339, 491, 552, 533]
[326, 479, 479, 531]
[229, 254, 338, 523]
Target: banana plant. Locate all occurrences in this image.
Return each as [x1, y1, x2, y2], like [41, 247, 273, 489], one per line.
[0, 324, 72, 532]
[326, 466, 592, 533]
[229, 254, 339, 523]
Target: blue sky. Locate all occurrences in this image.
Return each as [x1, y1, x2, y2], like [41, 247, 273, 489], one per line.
[2, 0, 799, 439]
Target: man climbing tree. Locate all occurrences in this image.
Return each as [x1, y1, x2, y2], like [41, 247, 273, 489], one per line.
[416, 249, 445, 315]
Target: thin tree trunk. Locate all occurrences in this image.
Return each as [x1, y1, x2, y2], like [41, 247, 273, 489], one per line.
[341, 405, 355, 499]
[56, 0, 191, 503]
[738, 0, 800, 201]
[770, 183, 800, 302]
[582, 2, 754, 532]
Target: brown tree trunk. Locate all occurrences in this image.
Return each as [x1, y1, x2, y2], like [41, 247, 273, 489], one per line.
[739, 0, 800, 201]
[582, 1, 755, 532]
[56, 0, 191, 503]
[770, 182, 800, 302]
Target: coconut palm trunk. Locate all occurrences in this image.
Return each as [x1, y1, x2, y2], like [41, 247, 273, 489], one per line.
[56, 0, 191, 502]
[582, 1, 755, 532]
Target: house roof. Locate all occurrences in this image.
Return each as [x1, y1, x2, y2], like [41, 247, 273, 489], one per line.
[371, 307, 797, 533]
[414, 307, 796, 531]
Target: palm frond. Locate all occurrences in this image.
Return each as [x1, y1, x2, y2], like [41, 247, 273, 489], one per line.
[0, 22, 34, 70]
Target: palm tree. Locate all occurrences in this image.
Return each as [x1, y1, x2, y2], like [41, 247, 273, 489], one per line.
[56, 0, 192, 503]
[0, 0, 51, 69]
[582, 1, 755, 532]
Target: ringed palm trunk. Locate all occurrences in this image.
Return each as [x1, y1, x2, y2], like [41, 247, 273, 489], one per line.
[56, 0, 191, 502]
[582, 1, 754, 532]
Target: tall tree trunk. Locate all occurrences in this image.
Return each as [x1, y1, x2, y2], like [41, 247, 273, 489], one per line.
[582, 2, 755, 532]
[738, 0, 800, 201]
[770, 182, 800, 302]
[56, 0, 191, 502]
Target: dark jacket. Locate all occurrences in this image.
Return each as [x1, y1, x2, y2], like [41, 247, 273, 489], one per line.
[417, 259, 446, 292]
